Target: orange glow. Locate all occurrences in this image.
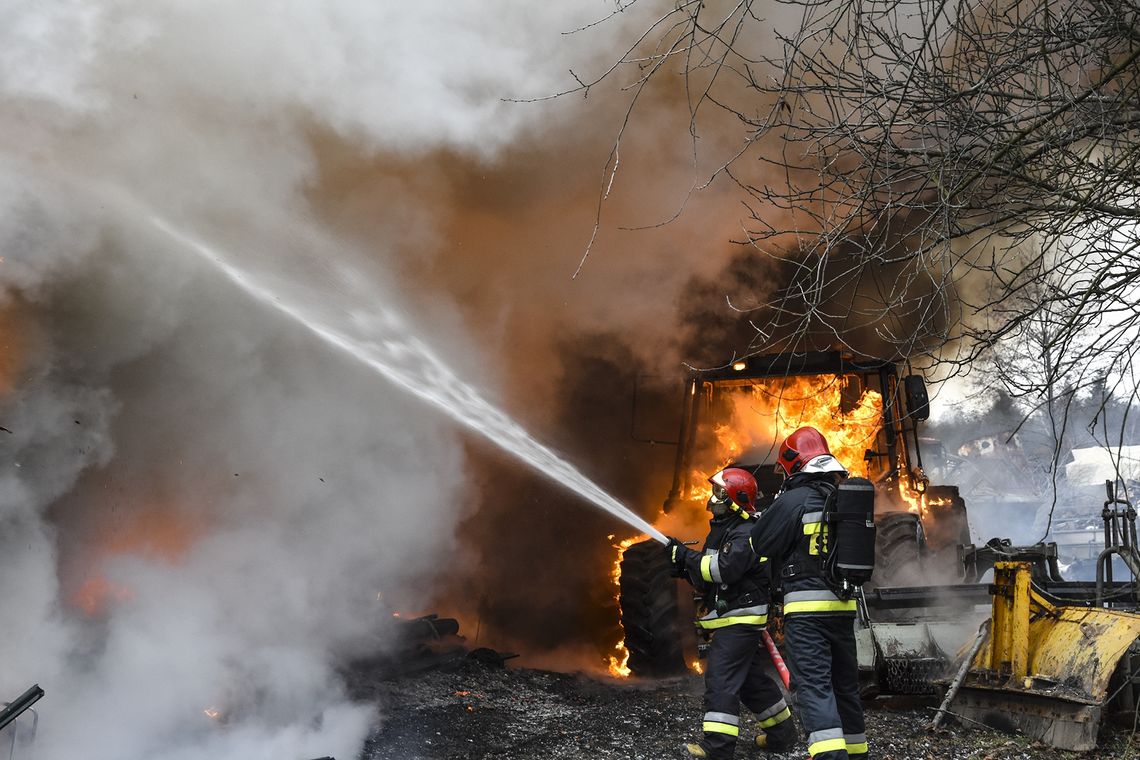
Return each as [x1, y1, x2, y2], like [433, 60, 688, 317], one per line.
[69, 507, 201, 616]
[71, 575, 134, 615]
[0, 299, 28, 400]
[203, 708, 222, 721]
[103, 510, 199, 562]
[690, 660, 704, 674]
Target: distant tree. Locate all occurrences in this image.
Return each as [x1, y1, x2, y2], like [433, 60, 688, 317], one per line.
[587, 0, 1140, 444]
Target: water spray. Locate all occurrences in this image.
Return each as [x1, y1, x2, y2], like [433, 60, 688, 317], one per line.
[148, 214, 668, 546]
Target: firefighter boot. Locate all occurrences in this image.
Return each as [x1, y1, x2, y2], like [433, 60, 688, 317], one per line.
[755, 718, 798, 753]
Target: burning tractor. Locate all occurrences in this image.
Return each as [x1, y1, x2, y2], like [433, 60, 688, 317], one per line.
[616, 351, 1140, 750]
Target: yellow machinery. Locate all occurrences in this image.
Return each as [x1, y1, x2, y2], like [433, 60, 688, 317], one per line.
[946, 562, 1140, 750]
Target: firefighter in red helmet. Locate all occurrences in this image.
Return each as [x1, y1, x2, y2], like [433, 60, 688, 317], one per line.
[666, 466, 797, 759]
[749, 427, 867, 760]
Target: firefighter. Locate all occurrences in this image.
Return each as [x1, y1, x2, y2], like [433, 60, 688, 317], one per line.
[666, 466, 797, 759]
[749, 427, 867, 760]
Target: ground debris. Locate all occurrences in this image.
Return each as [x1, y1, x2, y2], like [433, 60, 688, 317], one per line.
[353, 659, 1138, 759]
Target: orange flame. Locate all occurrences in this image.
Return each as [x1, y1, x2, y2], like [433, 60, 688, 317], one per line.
[688, 375, 883, 500]
[897, 472, 924, 514]
[607, 535, 643, 678]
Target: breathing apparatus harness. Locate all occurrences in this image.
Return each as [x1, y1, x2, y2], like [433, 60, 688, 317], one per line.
[780, 477, 877, 600]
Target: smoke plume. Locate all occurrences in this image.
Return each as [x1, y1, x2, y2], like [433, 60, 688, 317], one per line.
[3, 0, 966, 754]
[0, 1, 752, 758]
[2, 3, 1050, 759]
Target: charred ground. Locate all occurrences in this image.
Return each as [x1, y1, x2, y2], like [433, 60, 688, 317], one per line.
[347, 657, 1139, 760]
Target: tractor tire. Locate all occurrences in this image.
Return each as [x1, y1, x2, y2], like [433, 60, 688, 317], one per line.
[869, 511, 926, 589]
[618, 539, 686, 678]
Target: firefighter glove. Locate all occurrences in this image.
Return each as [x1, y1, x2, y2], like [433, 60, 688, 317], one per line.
[666, 537, 689, 577]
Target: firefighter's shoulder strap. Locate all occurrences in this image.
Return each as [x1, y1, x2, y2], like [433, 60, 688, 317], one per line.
[805, 479, 836, 508]
[780, 478, 876, 595]
[778, 480, 835, 580]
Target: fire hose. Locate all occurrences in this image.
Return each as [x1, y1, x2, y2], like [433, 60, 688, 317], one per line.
[761, 630, 791, 690]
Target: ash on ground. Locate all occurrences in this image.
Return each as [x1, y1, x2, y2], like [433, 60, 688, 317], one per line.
[347, 656, 1139, 760]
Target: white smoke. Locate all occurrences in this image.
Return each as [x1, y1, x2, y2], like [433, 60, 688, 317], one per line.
[0, 1, 658, 758]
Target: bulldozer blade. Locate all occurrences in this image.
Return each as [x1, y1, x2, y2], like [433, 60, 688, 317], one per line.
[952, 685, 1101, 751]
[949, 562, 1140, 750]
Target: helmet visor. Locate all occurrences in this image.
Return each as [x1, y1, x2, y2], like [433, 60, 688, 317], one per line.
[711, 484, 729, 502]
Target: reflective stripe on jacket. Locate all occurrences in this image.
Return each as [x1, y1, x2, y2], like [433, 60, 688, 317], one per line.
[749, 473, 855, 616]
[681, 513, 773, 628]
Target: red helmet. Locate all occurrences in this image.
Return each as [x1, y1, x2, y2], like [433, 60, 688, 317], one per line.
[709, 467, 758, 514]
[777, 426, 841, 477]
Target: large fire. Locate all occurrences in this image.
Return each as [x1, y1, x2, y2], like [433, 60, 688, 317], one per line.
[606, 374, 890, 678]
[696, 374, 884, 497]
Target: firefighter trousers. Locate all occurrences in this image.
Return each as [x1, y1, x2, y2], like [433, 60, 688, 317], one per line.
[699, 624, 796, 759]
[783, 615, 867, 760]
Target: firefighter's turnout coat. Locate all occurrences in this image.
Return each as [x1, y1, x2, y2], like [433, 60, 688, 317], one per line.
[749, 472, 867, 760]
[679, 513, 771, 630]
[674, 513, 794, 759]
